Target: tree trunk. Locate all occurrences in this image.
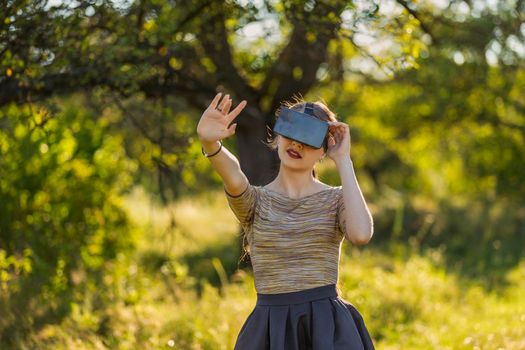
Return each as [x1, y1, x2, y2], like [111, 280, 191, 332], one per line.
[236, 112, 280, 186]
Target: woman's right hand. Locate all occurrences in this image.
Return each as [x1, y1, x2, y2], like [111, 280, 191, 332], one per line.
[197, 92, 247, 143]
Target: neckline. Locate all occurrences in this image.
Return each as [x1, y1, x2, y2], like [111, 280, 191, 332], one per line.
[259, 186, 336, 201]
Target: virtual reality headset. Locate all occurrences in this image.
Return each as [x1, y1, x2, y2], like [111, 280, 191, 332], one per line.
[272, 102, 329, 149]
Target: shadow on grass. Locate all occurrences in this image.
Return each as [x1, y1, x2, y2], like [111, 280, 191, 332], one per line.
[139, 233, 250, 295]
[364, 179, 525, 292]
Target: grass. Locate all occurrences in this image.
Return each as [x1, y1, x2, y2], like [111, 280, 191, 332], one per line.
[28, 186, 525, 349]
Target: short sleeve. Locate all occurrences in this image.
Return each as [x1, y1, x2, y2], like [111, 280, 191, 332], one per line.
[336, 186, 348, 239]
[224, 183, 258, 231]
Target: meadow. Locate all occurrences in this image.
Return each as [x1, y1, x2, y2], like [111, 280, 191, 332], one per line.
[27, 185, 525, 350]
[2, 1, 524, 349]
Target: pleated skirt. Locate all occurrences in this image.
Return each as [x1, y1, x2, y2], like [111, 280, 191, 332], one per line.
[234, 284, 375, 350]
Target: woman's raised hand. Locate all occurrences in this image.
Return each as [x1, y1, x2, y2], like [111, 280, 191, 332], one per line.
[197, 93, 247, 143]
[325, 121, 351, 163]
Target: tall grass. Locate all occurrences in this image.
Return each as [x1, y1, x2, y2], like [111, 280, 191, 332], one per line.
[27, 186, 525, 349]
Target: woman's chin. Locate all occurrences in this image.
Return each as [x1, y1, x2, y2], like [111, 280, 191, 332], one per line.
[280, 159, 313, 172]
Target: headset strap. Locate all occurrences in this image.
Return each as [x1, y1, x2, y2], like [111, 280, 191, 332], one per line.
[304, 102, 315, 116]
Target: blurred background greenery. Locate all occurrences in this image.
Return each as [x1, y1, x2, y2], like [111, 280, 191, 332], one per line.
[1, 0, 524, 349]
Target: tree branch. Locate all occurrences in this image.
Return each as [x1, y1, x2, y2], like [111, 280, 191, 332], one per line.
[260, 1, 347, 114]
[395, 0, 439, 45]
[195, 2, 259, 103]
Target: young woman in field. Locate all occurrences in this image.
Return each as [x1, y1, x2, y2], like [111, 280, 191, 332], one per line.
[197, 92, 375, 350]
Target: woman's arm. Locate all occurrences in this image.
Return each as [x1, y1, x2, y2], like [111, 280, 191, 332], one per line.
[201, 139, 249, 196]
[336, 157, 374, 245]
[197, 93, 249, 196]
[327, 120, 374, 245]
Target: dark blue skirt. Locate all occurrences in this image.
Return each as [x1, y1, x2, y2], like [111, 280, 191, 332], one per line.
[234, 284, 375, 350]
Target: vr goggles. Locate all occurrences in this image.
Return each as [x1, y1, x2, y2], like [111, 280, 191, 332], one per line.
[272, 102, 329, 149]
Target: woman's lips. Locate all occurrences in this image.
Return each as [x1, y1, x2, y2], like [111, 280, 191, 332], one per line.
[287, 150, 302, 159]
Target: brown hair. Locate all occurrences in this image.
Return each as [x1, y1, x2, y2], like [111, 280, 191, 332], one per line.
[263, 96, 338, 179]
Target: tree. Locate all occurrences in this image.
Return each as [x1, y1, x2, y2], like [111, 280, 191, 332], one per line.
[1, 0, 428, 189]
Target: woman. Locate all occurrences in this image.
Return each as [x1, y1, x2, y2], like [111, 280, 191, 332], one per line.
[197, 92, 375, 350]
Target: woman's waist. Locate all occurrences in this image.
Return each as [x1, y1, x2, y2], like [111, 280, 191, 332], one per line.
[256, 283, 339, 306]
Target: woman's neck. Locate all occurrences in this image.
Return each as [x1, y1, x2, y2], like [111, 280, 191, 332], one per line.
[268, 167, 322, 197]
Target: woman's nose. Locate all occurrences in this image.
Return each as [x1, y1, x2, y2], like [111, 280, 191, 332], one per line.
[291, 140, 303, 148]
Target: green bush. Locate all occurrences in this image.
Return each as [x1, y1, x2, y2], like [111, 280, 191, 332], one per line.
[0, 101, 137, 345]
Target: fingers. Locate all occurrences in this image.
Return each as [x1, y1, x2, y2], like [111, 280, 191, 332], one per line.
[227, 100, 247, 122]
[327, 124, 346, 141]
[209, 92, 246, 123]
[217, 94, 229, 112]
[210, 93, 234, 115]
[328, 122, 349, 137]
[222, 96, 232, 115]
[328, 121, 348, 129]
[209, 92, 222, 110]
[328, 136, 336, 147]
[226, 122, 237, 137]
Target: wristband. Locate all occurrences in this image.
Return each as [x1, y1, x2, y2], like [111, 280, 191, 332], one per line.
[201, 140, 222, 158]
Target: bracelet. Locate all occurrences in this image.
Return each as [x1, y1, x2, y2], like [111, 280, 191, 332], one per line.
[201, 140, 223, 158]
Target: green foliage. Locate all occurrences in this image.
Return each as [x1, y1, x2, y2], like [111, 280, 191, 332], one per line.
[1, 1, 524, 348]
[0, 100, 138, 345]
[16, 190, 525, 349]
[306, 3, 525, 284]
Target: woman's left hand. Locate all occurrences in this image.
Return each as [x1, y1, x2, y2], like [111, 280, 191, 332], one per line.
[325, 121, 351, 163]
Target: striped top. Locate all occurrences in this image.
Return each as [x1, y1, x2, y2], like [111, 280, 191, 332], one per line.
[224, 183, 348, 294]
